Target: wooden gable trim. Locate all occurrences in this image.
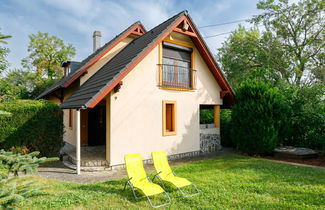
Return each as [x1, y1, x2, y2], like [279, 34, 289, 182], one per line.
[87, 15, 235, 108]
[173, 19, 197, 37]
[62, 23, 146, 88]
[131, 25, 145, 36]
[173, 28, 197, 37]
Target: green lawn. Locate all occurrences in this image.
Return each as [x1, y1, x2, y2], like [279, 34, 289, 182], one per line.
[24, 154, 325, 209]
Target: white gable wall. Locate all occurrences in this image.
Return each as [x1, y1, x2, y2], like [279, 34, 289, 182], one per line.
[109, 34, 222, 166]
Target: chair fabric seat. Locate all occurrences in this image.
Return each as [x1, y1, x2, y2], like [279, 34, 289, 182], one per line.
[163, 175, 192, 188]
[132, 180, 165, 196]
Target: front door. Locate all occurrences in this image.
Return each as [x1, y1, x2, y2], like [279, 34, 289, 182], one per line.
[88, 106, 106, 146]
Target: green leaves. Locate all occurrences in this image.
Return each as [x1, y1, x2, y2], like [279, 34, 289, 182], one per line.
[0, 149, 58, 177]
[0, 177, 50, 209]
[218, 0, 324, 88]
[0, 150, 55, 209]
[21, 32, 76, 80]
[231, 79, 290, 154]
[0, 100, 64, 157]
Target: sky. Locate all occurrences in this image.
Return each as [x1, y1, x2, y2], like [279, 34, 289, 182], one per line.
[0, 0, 261, 70]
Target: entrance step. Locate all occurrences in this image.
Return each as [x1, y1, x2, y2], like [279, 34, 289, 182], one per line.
[62, 145, 110, 171]
[62, 156, 111, 172]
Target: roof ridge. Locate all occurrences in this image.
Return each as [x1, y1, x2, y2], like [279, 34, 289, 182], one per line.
[60, 10, 187, 108]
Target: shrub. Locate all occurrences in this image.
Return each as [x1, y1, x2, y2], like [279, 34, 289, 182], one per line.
[281, 83, 325, 150]
[220, 109, 234, 147]
[0, 150, 58, 177]
[231, 79, 290, 154]
[0, 150, 56, 209]
[0, 100, 63, 156]
[200, 109, 214, 124]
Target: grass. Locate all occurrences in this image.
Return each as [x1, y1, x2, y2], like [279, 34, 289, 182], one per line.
[23, 154, 325, 209]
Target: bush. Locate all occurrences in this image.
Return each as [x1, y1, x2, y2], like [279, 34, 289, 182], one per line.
[281, 83, 325, 150]
[220, 109, 234, 147]
[200, 109, 214, 124]
[0, 150, 56, 209]
[0, 100, 63, 156]
[231, 79, 290, 154]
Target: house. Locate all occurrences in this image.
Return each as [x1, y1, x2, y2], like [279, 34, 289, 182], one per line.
[37, 10, 235, 174]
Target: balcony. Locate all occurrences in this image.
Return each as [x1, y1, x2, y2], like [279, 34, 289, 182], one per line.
[158, 64, 196, 90]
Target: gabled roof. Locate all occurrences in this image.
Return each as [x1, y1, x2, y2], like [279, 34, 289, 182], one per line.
[60, 11, 186, 109]
[36, 21, 146, 99]
[60, 10, 235, 109]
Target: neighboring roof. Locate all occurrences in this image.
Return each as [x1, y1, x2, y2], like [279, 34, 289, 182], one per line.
[69, 61, 82, 73]
[36, 21, 146, 99]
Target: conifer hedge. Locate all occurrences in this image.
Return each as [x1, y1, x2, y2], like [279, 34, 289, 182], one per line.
[0, 100, 63, 156]
[231, 80, 290, 154]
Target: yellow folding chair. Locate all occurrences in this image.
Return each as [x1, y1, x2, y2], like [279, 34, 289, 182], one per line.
[151, 151, 199, 197]
[123, 153, 171, 208]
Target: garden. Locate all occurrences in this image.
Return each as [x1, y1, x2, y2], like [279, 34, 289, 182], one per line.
[1, 154, 324, 209]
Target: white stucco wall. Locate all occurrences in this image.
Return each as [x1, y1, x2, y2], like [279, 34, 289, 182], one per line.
[109, 34, 223, 166]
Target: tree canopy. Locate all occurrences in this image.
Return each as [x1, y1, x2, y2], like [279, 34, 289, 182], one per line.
[218, 0, 324, 87]
[0, 29, 11, 74]
[22, 32, 76, 80]
[0, 32, 76, 101]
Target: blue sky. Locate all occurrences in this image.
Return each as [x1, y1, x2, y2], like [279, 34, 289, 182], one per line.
[0, 0, 261, 70]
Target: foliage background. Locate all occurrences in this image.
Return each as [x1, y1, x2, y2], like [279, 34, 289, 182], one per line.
[0, 100, 63, 156]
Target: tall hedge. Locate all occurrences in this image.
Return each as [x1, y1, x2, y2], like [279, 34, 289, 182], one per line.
[231, 80, 290, 154]
[280, 83, 325, 150]
[0, 100, 63, 156]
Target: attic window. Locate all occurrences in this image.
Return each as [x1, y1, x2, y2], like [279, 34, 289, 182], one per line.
[159, 41, 196, 90]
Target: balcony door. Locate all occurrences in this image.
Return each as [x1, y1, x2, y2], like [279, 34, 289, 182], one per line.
[162, 42, 193, 89]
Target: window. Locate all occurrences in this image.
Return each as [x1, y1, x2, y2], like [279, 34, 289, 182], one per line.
[163, 100, 176, 136]
[69, 109, 73, 129]
[160, 41, 195, 90]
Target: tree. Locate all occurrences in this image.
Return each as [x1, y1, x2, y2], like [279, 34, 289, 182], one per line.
[252, 0, 324, 86]
[0, 70, 30, 101]
[22, 32, 75, 80]
[218, 0, 324, 87]
[218, 26, 290, 88]
[0, 31, 12, 44]
[0, 150, 57, 209]
[0, 29, 11, 74]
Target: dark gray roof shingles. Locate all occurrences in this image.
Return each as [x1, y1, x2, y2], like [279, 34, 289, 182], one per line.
[36, 21, 145, 99]
[60, 11, 186, 109]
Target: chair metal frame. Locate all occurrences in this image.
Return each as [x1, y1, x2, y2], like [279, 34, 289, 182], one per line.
[123, 175, 171, 208]
[152, 170, 200, 197]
